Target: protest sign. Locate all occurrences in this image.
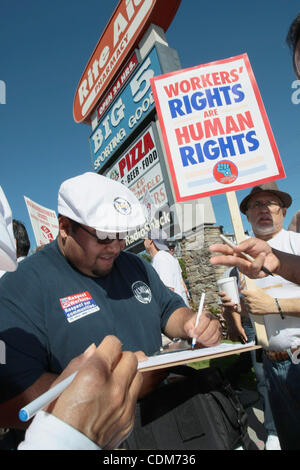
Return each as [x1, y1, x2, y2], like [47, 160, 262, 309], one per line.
[24, 196, 59, 247]
[150, 53, 285, 202]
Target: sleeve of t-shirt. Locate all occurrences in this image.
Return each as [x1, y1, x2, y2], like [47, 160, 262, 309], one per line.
[18, 411, 101, 450]
[0, 263, 50, 403]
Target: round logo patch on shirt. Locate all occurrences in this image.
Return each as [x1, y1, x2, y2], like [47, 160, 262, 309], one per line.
[132, 281, 152, 304]
[113, 197, 132, 215]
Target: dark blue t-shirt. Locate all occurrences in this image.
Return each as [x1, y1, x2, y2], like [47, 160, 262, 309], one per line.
[0, 240, 185, 402]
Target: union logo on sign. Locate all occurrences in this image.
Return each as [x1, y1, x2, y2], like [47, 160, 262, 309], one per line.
[213, 160, 238, 184]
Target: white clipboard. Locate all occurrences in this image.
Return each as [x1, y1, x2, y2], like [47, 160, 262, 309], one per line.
[138, 341, 261, 372]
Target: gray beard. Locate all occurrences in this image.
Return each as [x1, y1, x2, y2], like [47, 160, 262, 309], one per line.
[253, 223, 276, 237]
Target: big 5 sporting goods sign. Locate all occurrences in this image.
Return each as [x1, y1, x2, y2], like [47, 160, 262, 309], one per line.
[73, 0, 181, 124]
[90, 46, 162, 171]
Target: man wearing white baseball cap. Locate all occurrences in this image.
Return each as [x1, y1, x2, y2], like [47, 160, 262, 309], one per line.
[0, 185, 143, 450]
[0, 172, 221, 437]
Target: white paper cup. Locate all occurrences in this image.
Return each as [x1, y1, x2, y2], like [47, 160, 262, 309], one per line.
[217, 276, 240, 305]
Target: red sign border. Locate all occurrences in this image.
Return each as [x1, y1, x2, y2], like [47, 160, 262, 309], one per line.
[150, 53, 286, 202]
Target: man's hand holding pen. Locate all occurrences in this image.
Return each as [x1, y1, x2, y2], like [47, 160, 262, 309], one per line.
[209, 237, 279, 279]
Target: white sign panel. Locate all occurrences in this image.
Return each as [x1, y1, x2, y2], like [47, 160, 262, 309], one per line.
[150, 53, 285, 202]
[24, 196, 59, 247]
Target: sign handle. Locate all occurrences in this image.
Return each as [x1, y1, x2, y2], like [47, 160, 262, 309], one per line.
[225, 191, 269, 348]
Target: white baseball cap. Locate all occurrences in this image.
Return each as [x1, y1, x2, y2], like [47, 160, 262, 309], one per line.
[147, 228, 169, 251]
[58, 172, 146, 236]
[0, 187, 18, 272]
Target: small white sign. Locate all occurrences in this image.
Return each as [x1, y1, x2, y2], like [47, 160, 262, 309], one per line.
[24, 196, 59, 247]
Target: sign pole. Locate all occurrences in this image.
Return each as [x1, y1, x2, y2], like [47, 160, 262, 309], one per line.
[225, 191, 269, 348]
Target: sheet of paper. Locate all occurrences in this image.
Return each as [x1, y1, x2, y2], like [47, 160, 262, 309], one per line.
[138, 341, 258, 371]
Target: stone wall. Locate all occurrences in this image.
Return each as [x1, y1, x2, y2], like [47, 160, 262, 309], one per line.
[180, 225, 227, 311]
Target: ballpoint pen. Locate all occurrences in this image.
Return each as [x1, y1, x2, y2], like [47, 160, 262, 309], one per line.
[19, 371, 78, 422]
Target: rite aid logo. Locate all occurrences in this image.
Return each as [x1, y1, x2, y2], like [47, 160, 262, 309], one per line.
[73, 0, 181, 123]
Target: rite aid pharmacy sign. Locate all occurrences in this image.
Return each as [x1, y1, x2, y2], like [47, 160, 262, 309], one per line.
[73, 0, 181, 123]
[90, 46, 162, 171]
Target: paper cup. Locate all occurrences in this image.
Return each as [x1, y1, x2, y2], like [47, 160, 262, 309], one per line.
[217, 276, 240, 304]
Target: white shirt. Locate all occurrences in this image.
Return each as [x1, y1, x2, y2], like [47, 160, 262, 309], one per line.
[152, 250, 189, 306]
[18, 411, 100, 450]
[255, 229, 300, 350]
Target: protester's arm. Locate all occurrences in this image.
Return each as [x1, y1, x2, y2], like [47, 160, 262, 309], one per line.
[135, 308, 222, 397]
[271, 248, 300, 285]
[241, 288, 300, 318]
[218, 291, 248, 343]
[210, 238, 300, 284]
[223, 308, 248, 343]
[164, 307, 222, 347]
[19, 336, 142, 450]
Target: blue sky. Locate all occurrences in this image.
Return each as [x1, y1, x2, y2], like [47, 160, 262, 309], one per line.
[1, 0, 300, 249]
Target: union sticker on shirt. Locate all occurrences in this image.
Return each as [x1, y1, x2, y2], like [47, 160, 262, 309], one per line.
[59, 291, 100, 323]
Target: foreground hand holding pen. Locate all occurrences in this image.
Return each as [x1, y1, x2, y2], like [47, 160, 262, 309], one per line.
[19, 335, 143, 450]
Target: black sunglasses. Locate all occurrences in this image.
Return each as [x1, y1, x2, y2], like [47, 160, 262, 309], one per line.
[78, 224, 123, 243]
